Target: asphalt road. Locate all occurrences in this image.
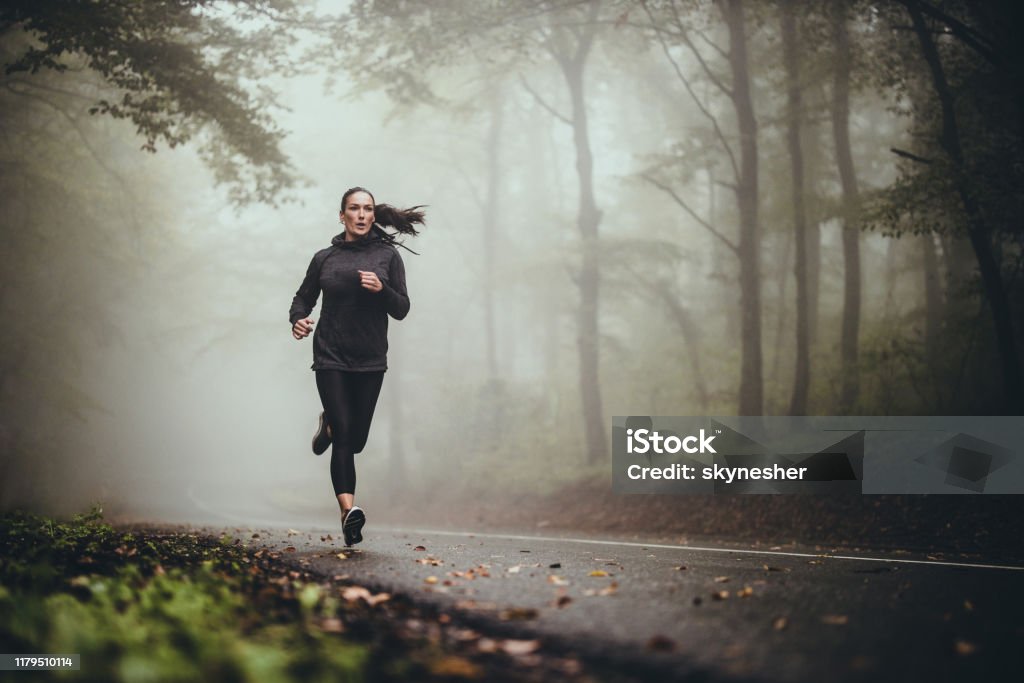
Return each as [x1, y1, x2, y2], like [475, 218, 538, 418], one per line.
[235, 522, 1023, 682]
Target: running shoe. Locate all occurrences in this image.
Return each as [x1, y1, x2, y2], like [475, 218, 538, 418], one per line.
[312, 411, 331, 455]
[343, 506, 365, 547]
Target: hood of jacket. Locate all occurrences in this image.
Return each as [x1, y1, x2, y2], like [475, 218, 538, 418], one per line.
[330, 224, 390, 249]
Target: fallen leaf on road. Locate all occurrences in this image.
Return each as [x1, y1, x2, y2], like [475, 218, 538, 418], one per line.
[821, 614, 848, 625]
[547, 575, 569, 586]
[340, 586, 390, 605]
[584, 581, 619, 597]
[647, 635, 676, 652]
[451, 628, 480, 642]
[341, 586, 370, 601]
[501, 639, 541, 656]
[500, 607, 539, 620]
[772, 617, 788, 631]
[414, 545, 427, 551]
[336, 552, 348, 560]
[954, 639, 976, 656]
[589, 570, 609, 577]
[287, 529, 300, 536]
[366, 592, 390, 606]
[738, 586, 753, 597]
[455, 600, 496, 611]
[416, 557, 442, 566]
[507, 565, 521, 574]
[549, 562, 561, 569]
[284, 546, 296, 552]
[424, 576, 439, 585]
[477, 638, 498, 653]
[320, 618, 344, 633]
[674, 565, 687, 571]
[553, 595, 573, 608]
[711, 590, 730, 600]
[714, 576, 730, 583]
[429, 655, 482, 679]
[963, 600, 974, 611]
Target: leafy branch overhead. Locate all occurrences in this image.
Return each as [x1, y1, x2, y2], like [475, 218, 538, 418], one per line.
[0, 0, 309, 205]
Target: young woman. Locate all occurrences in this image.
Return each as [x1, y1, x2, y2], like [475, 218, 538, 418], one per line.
[289, 187, 424, 546]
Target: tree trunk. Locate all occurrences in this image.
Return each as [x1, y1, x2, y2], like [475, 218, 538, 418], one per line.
[782, 1, 810, 415]
[551, 8, 607, 462]
[905, 0, 1024, 411]
[656, 288, 711, 408]
[722, 0, 763, 415]
[769, 228, 793, 403]
[922, 233, 943, 369]
[482, 89, 504, 382]
[831, 0, 862, 413]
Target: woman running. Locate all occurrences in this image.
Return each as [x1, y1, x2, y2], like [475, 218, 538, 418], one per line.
[289, 187, 424, 546]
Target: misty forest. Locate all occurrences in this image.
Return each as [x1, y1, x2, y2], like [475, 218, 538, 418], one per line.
[1, 0, 1023, 520]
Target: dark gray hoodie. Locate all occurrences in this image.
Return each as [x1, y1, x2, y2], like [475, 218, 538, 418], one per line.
[289, 226, 409, 371]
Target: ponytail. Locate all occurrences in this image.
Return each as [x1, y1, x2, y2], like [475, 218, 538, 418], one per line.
[373, 203, 426, 236]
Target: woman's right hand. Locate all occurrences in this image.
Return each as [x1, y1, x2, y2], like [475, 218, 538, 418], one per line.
[292, 317, 315, 340]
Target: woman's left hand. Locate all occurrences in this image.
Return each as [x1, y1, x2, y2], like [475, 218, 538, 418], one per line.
[358, 270, 383, 292]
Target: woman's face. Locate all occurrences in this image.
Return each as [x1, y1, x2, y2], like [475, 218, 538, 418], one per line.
[341, 191, 375, 240]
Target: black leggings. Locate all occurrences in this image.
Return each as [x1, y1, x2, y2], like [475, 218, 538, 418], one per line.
[315, 370, 385, 496]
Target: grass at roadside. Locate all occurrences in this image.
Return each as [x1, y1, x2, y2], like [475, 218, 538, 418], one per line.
[0, 506, 407, 682]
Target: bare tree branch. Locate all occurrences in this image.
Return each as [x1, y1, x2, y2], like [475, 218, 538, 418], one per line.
[3, 83, 131, 189]
[914, 0, 998, 64]
[693, 25, 729, 61]
[890, 146, 934, 164]
[641, 172, 739, 253]
[640, 0, 739, 179]
[517, 73, 572, 125]
[663, 0, 733, 98]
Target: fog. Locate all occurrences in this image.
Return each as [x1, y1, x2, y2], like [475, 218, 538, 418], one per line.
[1, 1, 1019, 526]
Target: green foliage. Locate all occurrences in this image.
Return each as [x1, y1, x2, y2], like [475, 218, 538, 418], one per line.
[0, 509, 370, 683]
[0, 0, 309, 205]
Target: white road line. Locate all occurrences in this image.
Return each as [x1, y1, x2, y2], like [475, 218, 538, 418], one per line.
[385, 527, 1024, 572]
[177, 491, 1024, 572]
